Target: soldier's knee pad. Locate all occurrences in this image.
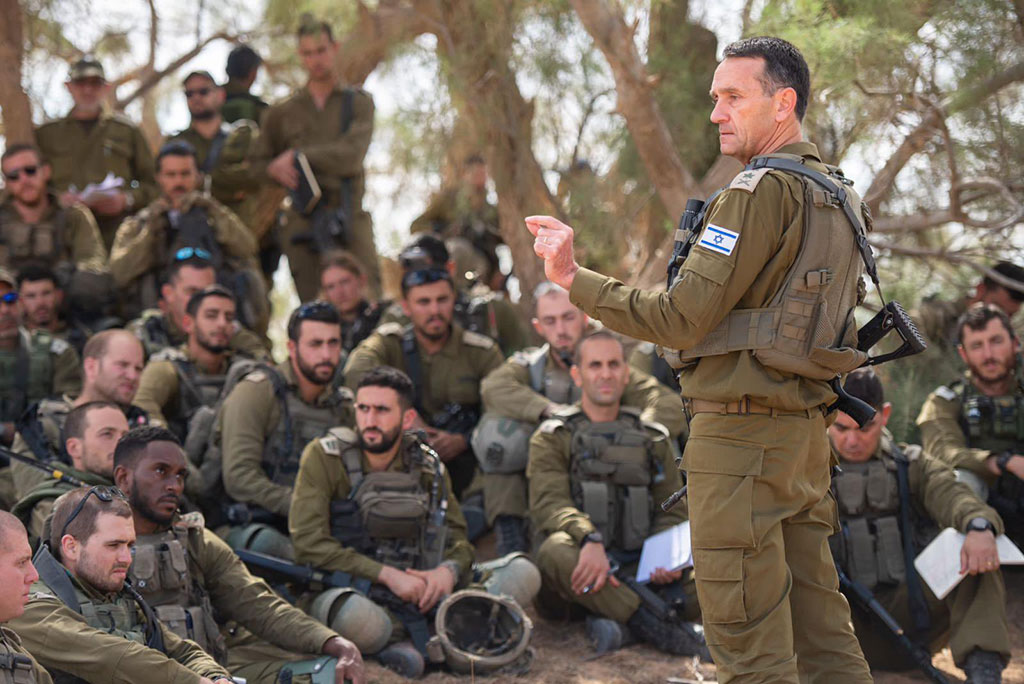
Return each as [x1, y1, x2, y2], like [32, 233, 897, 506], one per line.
[225, 523, 294, 560]
[472, 414, 534, 474]
[311, 588, 391, 655]
[478, 552, 542, 608]
[955, 468, 990, 500]
[536, 532, 578, 576]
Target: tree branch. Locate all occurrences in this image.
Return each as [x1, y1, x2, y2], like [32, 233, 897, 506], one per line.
[335, 0, 436, 85]
[115, 31, 231, 109]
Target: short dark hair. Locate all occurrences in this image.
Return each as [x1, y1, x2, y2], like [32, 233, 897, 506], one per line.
[957, 303, 1016, 344]
[16, 264, 58, 289]
[722, 36, 811, 121]
[399, 234, 449, 270]
[64, 401, 123, 442]
[113, 425, 181, 474]
[841, 368, 885, 411]
[357, 366, 415, 410]
[982, 261, 1024, 302]
[320, 250, 365, 279]
[82, 329, 139, 363]
[165, 256, 215, 286]
[287, 300, 341, 342]
[297, 15, 334, 42]
[185, 284, 236, 318]
[226, 44, 262, 80]
[1, 143, 44, 167]
[49, 487, 131, 560]
[156, 141, 199, 173]
[574, 330, 623, 366]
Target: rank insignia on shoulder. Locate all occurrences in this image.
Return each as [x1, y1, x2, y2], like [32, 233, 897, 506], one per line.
[935, 386, 957, 402]
[729, 167, 770, 191]
[697, 223, 740, 256]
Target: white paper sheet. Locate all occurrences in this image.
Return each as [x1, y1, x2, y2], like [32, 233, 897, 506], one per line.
[636, 521, 693, 583]
[913, 527, 1024, 600]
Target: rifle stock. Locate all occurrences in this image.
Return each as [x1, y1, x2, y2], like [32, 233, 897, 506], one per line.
[0, 446, 85, 487]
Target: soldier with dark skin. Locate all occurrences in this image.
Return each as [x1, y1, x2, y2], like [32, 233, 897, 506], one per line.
[830, 369, 1009, 682]
[253, 18, 378, 300]
[344, 269, 504, 498]
[0, 512, 54, 683]
[10, 487, 234, 683]
[111, 426, 366, 684]
[527, 37, 873, 682]
[319, 250, 389, 355]
[35, 57, 157, 250]
[221, 44, 269, 125]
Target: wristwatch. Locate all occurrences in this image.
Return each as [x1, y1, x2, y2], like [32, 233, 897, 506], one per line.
[966, 517, 995, 534]
[581, 531, 604, 547]
[995, 451, 1014, 474]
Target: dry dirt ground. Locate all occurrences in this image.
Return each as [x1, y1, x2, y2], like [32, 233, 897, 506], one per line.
[359, 564, 1024, 684]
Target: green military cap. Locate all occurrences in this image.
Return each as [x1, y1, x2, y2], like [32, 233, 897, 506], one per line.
[0, 268, 16, 288]
[69, 56, 105, 82]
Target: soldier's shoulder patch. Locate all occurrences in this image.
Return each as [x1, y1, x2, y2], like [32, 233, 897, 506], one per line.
[242, 370, 269, 384]
[49, 336, 70, 355]
[335, 386, 355, 403]
[462, 330, 497, 350]
[321, 427, 357, 455]
[152, 347, 187, 363]
[28, 590, 56, 601]
[376, 322, 403, 337]
[642, 420, 671, 440]
[901, 444, 923, 462]
[934, 385, 958, 402]
[538, 418, 566, 434]
[728, 167, 770, 192]
[177, 511, 206, 530]
[696, 223, 740, 257]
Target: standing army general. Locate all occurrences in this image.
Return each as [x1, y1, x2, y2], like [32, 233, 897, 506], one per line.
[527, 37, 873, 682]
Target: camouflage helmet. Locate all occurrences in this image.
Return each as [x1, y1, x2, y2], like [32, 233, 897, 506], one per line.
[471, 413, 534, 474]
[430, 589, 533, 675]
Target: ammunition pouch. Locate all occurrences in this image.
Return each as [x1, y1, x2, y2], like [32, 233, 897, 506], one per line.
[355, 472, 430, 541]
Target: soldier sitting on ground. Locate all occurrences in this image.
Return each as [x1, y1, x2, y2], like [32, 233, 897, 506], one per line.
[319, 250, 389, 355]
[18, 265, 109, 357]
[12, 401, 127, 545]
[831, 368, 1009, 683]
[528, 331, 706, 657]
[0, 512, 55, 683]
[291, 367, 538, 678]
[112, 425, 366, 684]
[127, 253, 268, 360]
[476, 281, 685, 555]
[109, 141, 267, 331]
[10, 487, 234, 683]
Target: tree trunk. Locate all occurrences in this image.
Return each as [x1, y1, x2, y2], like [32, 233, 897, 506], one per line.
[0, 0, 35, 144]
[336, 0, 435, 85]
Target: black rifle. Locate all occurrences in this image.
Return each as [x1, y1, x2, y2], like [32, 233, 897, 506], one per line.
[429, 402, 481, 438]
[0, 446, 85, 487]
[835, 565, 948, 684]
[290, 203, 348, 254]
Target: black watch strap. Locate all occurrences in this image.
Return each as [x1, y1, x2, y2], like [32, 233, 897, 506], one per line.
[996, 451, 1013, 474]
[967, 517, 995, 534]
[581, 531, 604, 547]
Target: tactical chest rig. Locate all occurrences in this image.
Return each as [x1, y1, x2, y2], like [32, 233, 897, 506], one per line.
[562, 407, 666, 552]
[0, 329, 58, 422]
[0, 202, 66, 265]
[0, 630, 36, 684]
[151, 347, 229, 442]
[525, 344, 578, 405]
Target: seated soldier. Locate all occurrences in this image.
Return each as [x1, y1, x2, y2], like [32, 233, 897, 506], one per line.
[917, 304, 1024, 545]
[112, 426, 365, 684]
[127, 253, 267, 360]
[528, 331, 706, 657]
[380, 233, 529, 355]
[291, 367, 539, 678]
[0, 512, 54, 683]
[12, 401, 127, 544]
[319, 250, 389, 355]
[9, 487, 234, 683]
[10, 329, 146, 501]
[218, 302, 354, 546]
[18, 265, 105, 357]
[109, 141, 267, 332]
[627, 341, 680, 394]
[344, 267, 503, 499]
[477, 281, 685, 555]
[831, 368, 1009, 683]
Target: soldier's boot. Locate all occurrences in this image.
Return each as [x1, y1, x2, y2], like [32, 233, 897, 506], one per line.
[378, 641, 425, 679]
[585, 615, 632, 654]
[626, 604, 711, 659]
[962, 649, 1004, 684]
[461, 493, 487, 542]
[494, 515, 528, 556]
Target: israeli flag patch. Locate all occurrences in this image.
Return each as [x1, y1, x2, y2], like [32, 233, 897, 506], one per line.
[697, 224, 740, 256]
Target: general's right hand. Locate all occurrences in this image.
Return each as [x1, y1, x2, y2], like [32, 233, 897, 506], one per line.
[267, 149, 299, 190]
[378, 565, 426, 604]
[525, 216, 580, 291]
[571, 541, 620, 595]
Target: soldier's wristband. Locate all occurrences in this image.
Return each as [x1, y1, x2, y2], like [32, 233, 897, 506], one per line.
[440, 560, 461, 584]
[966, 517, 995, 534]
[995, 451, 1014, 474]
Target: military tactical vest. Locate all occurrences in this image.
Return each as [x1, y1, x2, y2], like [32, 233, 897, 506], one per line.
[0, 329, 62, 422]
[522, 345, 577, 405]
[0, 199, 66, 266]
[132, 309, 179, 358]
[152, 347, 230, 443]
[558, 407, 665, 552]
[667, 153, 871, 379]
[0, 630, 38, 684]
[341, 300, 387, 354]
[454, 290, 497, 342]
[325, 429, 448, 571]
[130, 521, 226, 662]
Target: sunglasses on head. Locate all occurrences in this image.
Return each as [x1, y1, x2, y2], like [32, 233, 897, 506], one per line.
[174, 247, 213, 262]
[184, 87, 213, 98]
[3, 165, 39, 182]
[401, 268, 451, 291]
[0, 292, 18, 305]
[58, 486, 128, 542]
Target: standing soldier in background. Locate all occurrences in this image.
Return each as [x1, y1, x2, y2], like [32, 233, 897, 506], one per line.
[254, 17, 378, 300]
[222, 45, 269, 125]
[527, 37, 874, 681]
[36, 57, 156, 250]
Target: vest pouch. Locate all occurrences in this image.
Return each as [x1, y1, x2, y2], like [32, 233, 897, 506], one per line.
[329, 499, 368, 549]
[873, 516, 906, 585]
[130, 545, 161, 593]
[356, 473, 429, 541]
[578, 481, 613, 541]
[865, 462, 899, 511]
[154, 604, 191, 641]
[157, 541, 188, 592]
[620, 486, 651, 551]
[844, 517, 878, 589]
[834, 471, 866, 515]
[993, 396, 1018, 438]
[604, 444, 650, 486]
[185, 606, 212, 651]
[184, 406, 217, 466]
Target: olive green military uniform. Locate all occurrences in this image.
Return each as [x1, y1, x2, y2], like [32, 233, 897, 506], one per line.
[527, 404, 697, 624]
[253, 85, 377, 300]
[830, 430, 1010, 668]
[35, 110, 157, 250]
[0, 627, 52, 684]
[11, 549, 231, 684]
[219, 361, 355, 520]
[344, 322, 504, 497]
[127, 308, 268, 361]
[109, 191, 267, 330]
[222, 80, 268, 124]
[410, 187, 502, 283]
[129, 512, 342, 684]
[477, 343, 685, 523]
[628, 341, 681, 393]
[10, 465, 111, 545]
[339, 299, 389, 354]
[567, 142, 872, 682]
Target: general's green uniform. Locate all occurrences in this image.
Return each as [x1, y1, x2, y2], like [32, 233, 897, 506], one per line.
[253, 85, 377, 300]
[109, 191, 266, 329]
[0, 627, 52, 684]
[344, 322, 504, 497]
[10, 465, 111, 545]
[478, 342, 685, 522]
[218, 361, 355, 520]
[566, 142, 872, 682]
[35, 110, 157, 249]
[12, 553, 230, 683]
[127, 308, 268, 361]
[222, 80, 268, 124]
[527, 404, 697, 623]
[830, 430, 1009, 668]
[129, 512, 341, 684]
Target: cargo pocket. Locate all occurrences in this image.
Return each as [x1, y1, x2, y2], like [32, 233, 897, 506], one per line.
[682, 436, 763, 549]
[692, 547, 746, 624]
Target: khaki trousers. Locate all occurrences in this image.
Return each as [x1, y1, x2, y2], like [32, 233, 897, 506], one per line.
[225, 624, 335, 684]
